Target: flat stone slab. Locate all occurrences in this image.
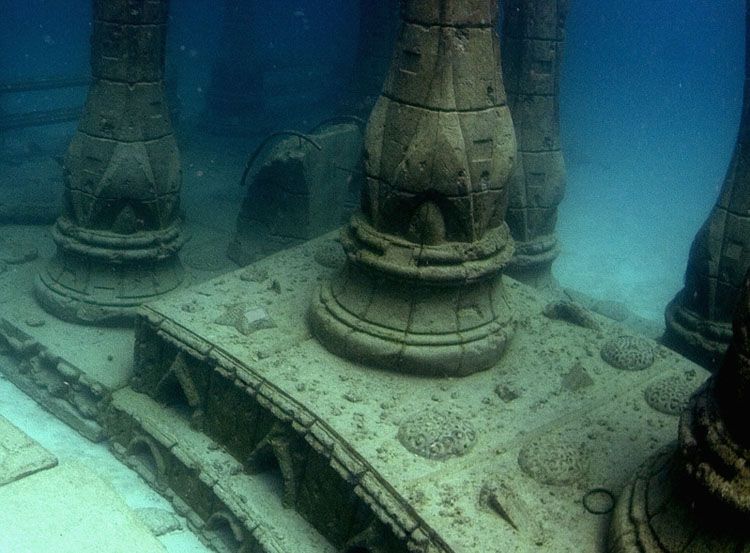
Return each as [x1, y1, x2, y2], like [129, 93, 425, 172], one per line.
[0, 223, 242, 441]
[136, 234, 711, 553]
[0, 414, 57, 486]
[0, 461, 168, 553]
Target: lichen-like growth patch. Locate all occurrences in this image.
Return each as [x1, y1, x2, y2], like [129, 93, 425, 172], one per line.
[644, 372, 701, 415]
[397, 409, 476, 460]
[518, 434, 588, 485]
[600, 335, 655, 371]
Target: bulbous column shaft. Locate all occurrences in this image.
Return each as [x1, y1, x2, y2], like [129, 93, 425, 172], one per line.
[309, 0, 517, 377]
[665, 3, 750, 369]
[35, 0, 184, 325]
[501, 0, 569, 287]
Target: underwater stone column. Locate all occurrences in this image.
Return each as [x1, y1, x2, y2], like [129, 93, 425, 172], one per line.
[607, 267, 750, 553]
[309, 0, 517, 377]
[35, 0, 184, 325]
[501, 0, 569, 287]
[664, 4, 750, 370]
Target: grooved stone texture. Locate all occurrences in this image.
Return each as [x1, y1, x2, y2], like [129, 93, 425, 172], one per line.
[664, 1, 750, 370]
[607, 267, 750, 552]
[309, 0, 517, 376]
[35, 0, 185, 326]
[228, 123, 363, 266]
[502, 0, 569, 287]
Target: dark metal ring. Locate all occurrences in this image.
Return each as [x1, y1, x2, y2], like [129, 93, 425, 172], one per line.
[582, 487, 615, 515]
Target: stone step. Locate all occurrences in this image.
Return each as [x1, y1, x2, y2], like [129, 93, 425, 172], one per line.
[108, 387, 335, 553]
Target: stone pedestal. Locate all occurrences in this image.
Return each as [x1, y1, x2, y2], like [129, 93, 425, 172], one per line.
[502, 0, 569, 288]
[664, 2, 750, 370]
[309, 0, 517, 376]
[35, 0, 184, 326]
[607, 268, 750, 553]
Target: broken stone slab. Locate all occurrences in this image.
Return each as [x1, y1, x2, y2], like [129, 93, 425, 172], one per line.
[0, 461, 169, 553]
[0, 414, 57, 487]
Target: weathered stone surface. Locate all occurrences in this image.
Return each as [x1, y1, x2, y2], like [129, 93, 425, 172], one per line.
[401, 0, 498, 27]
[135, 507, 181, 536]
[383, 25, 505, 111]
[122, 232, 707, 553]
[90, 20, 167, 82]
[502, 0, 569, 287]
[0, 415, 57, 487]
[665, 2, 750, 370]
[608, 265, 750, 552]
[228, 123, 363, 266]
[309, 0, 516, 376]
[93, 0, 169, 24]
[35, 0, 184, 326]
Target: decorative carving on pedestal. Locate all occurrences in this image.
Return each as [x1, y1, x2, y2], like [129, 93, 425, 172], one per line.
[664, 2, 750, 370]
[35, 0, 184, 325]
[607, 268, 750, 553]
[502, 0, 569, 287]
[309, 0, 517, 376]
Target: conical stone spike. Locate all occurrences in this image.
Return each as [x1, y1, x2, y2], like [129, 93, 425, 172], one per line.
[664, 0, 750, 370]
[34, 0, 185, 326]
[502, 0, 570, 288]
[308, 0, 517, 377]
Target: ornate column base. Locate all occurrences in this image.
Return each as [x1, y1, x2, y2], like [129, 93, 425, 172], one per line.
[35, 217, 185, 326]
[308, 215, 514, 377]
[505, 234, 560, 289]
[607, 382, 750, 553]
[664, 290, 732, 371]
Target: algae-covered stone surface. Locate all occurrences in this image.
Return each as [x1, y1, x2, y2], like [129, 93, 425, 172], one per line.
[0, 414, 57, 486]
[136, 234, 710, 553]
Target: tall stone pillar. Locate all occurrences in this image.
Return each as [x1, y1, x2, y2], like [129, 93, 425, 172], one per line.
[664, 2, 750, 370]
[501, 0, 569, 287]
[607, 267, 750, 553]
[35, 0, 184, 325]
[309, 0, 517, 377]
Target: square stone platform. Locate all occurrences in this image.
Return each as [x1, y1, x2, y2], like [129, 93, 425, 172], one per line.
[112, 234, 709, 553]
[0, 223, 710, 552]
